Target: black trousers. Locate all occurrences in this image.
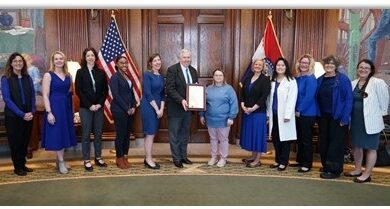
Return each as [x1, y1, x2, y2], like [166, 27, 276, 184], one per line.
[295, 115, 316, 168]
[168, 113, 192, 162]
[318, 113, 347, 174]
[271, 113, 291, 166]
[112, 112, 134, 158]
[5, 116, 32, 170]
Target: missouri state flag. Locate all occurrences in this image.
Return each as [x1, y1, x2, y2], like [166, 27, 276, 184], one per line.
[240, 14, 284, 86]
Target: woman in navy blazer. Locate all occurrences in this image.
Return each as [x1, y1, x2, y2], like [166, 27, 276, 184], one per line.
[316, 55, 353, 179]
[109, 56, 136, 169]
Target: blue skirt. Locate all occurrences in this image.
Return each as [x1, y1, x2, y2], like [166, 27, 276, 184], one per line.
[239, 112, 267, 152]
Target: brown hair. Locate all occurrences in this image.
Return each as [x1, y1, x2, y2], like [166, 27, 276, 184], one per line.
[147, 53, 161, 71]
[211, 68, 227, 86]
[3, 52, 28, 78]
[322, 55, 340, 69]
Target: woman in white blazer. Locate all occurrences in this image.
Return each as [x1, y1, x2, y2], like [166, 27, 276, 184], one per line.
[267, 57, 298, 171]
[346, 59, 389, 183]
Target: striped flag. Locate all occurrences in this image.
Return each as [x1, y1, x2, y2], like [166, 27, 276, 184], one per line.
[97, 16, 142, 124]
[240, 13, 283, 87]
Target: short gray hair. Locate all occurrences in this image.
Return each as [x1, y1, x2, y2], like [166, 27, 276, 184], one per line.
[180, 49, 191, 57]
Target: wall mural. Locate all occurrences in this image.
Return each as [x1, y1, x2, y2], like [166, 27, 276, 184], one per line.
[337, 9, 390, 83]
[0, 9, 45, 112]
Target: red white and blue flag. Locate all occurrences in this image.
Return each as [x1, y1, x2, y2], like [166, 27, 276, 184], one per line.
[240, 14, 284, 86]
[97, 16, 142, 124]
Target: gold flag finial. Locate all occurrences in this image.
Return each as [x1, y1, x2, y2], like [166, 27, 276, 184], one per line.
[110, 9, 119, 18]
[268, 10, 272, 19]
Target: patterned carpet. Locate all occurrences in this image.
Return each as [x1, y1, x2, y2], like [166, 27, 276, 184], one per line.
[1, 157, 390, 187]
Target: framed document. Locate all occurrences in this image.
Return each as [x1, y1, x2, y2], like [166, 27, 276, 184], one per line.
[186, 84, 206, 111]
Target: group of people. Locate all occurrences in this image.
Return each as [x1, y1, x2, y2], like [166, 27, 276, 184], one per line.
[238, 54, 388, 184]
[1, 49, 388, 184]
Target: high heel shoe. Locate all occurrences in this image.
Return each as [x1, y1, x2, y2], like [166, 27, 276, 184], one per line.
[144, 159, 160, 169]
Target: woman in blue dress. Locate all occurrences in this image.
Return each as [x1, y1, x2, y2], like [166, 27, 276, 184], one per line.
[41, 51, 76, 174]
[240, 58, 271, 168]
[140, 53, 165, 169]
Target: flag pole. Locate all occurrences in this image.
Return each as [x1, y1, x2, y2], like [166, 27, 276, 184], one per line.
[268, 10, 272, 19]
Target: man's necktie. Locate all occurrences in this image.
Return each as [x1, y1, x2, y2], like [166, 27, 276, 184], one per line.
[185, 68, 191, 84]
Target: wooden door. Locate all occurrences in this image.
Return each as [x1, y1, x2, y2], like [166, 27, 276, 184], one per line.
[145, 9, 234, 143]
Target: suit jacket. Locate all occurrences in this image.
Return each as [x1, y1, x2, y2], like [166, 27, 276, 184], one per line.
[351, 77, 389, 134]
[75, 66, 108, 109]
[166, 62, 198, 117]
[240, 74, 271, 113]
[109, 72, 136, 114]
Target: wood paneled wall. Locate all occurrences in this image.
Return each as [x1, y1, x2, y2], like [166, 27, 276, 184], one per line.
[45, 9, 339, 142]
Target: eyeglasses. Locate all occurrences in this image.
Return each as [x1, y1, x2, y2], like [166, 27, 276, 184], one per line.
[300, 61, 310, 65]
[358, 66, 371, 70]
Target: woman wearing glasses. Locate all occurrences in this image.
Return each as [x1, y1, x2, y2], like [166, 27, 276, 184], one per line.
[316, 55, 353, 180]
[345, 59, 389, 183]
[290, 54, 318, 173]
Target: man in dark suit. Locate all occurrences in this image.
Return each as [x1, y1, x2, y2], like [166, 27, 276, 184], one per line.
[166, 49, 198, 168]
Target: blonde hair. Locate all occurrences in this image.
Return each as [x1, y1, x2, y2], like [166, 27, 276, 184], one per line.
[295, 54, 315, 77]
[49, 51, 69, 75]
[252, 58, 265, 72]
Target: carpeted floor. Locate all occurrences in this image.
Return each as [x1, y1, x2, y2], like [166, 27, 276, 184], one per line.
[1, 159, 390, 205]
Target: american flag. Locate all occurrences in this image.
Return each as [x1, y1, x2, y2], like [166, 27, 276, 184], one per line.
[97, 17, 142, 124]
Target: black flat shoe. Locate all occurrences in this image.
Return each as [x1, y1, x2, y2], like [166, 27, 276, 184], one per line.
[246, 162, 261, 168]
[269, 163, 279, 168]
[144, 159, 160, 169]
[320, 172, 340, 179]
[173, 161, 184, 168]
[23, 166, 33, 172]
[344, 172, 362, 177]
[353, 176, 371, 183]
[14, 169, 27, 176]
[242, 158, 255, 164]
[298, 167, 311, 173]
[277, 165, 287, 171]
[181, 158, 193, 164]
[95, 158, 108, 167]
[84, 161, 93, 172]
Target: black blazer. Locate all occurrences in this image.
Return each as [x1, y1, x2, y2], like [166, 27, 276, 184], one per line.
[109, 72, 136, 114]
[75, 66, 108, 109]
[240, 74, 271, 113]
[166, 62, 198, 117]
